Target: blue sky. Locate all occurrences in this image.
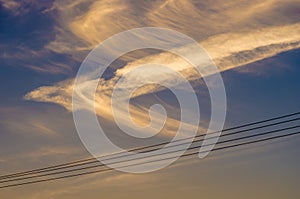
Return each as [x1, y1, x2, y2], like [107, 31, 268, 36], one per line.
[0, 0, 300, 198]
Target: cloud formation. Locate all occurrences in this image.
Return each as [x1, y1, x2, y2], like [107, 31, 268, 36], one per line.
[1, 0, 299, 74]
[24, 0, 300, 138]
[25, 23, 300, 109]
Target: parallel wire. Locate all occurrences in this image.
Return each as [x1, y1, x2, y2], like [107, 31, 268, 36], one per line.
[1, 111, 300, 181]
[1, 125, 300, 184]
[1, 130, 299, 189]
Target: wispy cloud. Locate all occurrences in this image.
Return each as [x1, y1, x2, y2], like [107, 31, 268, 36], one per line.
[1, 0, 299, 74]
[49, 0, 300, 52]
[0, 0, 20, 13]
[24, 0, 300, 139]
[25, 23, 300, 111]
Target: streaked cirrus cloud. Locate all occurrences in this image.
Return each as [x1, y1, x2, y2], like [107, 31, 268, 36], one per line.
[24, 0, 300, 137]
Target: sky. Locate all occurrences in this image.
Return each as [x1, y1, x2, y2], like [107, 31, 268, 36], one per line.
[0, 0, 300, 198]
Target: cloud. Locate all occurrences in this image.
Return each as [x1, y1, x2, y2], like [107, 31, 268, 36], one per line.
[0, 47, 76, 74]
[48, 0, 300, 76]
[0, 0, 20, 13]
[25, 22, 300, 107]
[49, 0, 300, 51]
[23, 0, 300, 139]
[2, 0, 300, 74]
[202, 23, 300, 70]
[28, 0, 299, 65]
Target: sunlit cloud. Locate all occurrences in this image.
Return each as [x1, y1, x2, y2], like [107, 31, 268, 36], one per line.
[5, 0, 300, 178]
[25, 23, 300, 129]
[1, 1, 300, 198]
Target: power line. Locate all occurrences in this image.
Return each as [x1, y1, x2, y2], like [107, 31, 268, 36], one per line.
[1, 124, 299, 184]
[1, 111, 300, 181]
[1, 130, 299, 189]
